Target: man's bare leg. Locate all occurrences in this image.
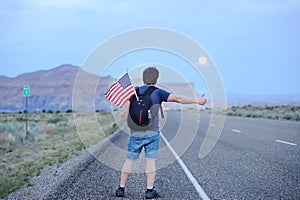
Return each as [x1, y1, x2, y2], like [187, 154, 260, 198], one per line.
[120, 160, 135, 187]
[145, 159, 156, 189]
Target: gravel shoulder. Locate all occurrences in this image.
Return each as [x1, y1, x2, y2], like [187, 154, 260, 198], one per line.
[2, 131, 119, 200]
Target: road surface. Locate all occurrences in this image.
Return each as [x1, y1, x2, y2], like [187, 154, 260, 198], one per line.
[44, 111, 300, 199]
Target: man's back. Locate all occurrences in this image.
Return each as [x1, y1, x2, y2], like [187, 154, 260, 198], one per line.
[131, 85, 170, 132]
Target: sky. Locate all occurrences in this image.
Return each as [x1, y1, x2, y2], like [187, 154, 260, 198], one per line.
[1, 0, 300, 96]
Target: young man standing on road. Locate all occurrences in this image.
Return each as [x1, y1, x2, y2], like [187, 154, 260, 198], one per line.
[116, 67, 207, 199]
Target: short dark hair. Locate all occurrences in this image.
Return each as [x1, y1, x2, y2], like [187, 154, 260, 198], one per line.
[143, 67, 159, 85]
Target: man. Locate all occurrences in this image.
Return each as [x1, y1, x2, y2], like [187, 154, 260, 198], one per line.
[116, 67, 207, 199]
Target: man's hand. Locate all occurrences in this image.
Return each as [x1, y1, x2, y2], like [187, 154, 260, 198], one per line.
[197, 94, 207, 105]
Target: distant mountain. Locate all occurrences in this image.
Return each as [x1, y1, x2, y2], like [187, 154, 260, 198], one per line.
[0, 64, 198, 112]
[0, 64, 115, 112]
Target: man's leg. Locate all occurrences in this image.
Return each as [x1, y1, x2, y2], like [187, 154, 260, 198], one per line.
[120, 159, 135, 187]
[145, 159, 156, 189]
[145, 159, 161, 199]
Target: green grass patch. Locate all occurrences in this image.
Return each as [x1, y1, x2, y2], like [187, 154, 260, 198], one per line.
[0, 112, 118, 198]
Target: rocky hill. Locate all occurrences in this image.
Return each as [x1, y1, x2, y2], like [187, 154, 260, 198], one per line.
[0, 65, 198, 112]
[0, 65, 114, 112]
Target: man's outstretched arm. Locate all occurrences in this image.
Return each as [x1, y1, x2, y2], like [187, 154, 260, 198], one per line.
[167, 93, 207, 105]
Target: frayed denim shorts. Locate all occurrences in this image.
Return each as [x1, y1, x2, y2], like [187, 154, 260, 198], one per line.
[126, 131, 160, 160]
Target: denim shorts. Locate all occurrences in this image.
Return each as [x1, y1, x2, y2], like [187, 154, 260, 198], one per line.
[126, 131, 160, 160]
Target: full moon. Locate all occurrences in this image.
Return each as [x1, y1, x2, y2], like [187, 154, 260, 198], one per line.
[198, 56, 207, 65]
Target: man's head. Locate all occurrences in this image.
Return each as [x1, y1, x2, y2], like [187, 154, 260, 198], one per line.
[143, 67, 159, 85]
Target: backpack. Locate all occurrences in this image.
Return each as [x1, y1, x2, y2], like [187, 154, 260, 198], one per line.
[127, 86, 158, 131]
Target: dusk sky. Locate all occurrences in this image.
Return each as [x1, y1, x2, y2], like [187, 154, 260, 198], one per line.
[1, 0, 300, 96]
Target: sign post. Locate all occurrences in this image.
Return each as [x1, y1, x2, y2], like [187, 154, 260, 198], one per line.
[23, 86, 30, 136]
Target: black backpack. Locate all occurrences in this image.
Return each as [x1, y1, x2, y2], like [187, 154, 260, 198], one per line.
[127, 86, 158, 131]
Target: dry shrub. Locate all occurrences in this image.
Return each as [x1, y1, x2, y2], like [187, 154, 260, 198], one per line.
[6, 133, 16, 145]
[39, 123, 56, 134]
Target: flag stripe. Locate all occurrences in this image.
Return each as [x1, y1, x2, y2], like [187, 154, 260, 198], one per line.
[113, 88, 132, 106]
[115, 87, 135, 106]
[119, 89, 135, 105]
[114, 86, 133, 105]
[105, 81, 118, 94]
[118, 97, 130, 108]
[105, 82, 119, 98]
[110, 84, 126, 102]
[106, 83, 123, 100]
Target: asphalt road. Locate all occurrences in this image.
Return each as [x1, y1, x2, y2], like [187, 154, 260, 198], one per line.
[45, 111, 300, 199]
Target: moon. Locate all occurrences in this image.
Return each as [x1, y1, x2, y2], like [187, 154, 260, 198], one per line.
[198, 56, 207, 65]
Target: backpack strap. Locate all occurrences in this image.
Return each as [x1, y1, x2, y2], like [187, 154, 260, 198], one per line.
[137, 86, 165, 119]
[159, 104, 164, 119]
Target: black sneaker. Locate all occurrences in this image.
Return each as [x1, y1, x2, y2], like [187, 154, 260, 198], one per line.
[115, 186, 125, 197]
[145, 188, 161, 199]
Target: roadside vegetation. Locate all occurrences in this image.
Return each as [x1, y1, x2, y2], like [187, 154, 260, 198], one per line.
[226, 105, 300, 121]
[0, 111, 118, 198]
[205, 105, 300, 121]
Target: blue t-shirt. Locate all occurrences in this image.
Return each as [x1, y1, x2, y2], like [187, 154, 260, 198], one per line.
[133, 85, 170, 132]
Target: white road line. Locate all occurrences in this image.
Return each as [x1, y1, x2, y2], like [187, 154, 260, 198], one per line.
[210, 123, 216, 127]
[160, 132, 210, 200]
[232, 129, 242, 133]
[275, 140, 297, 146]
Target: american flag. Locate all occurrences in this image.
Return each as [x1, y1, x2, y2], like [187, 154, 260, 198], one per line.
[105, 73, 135, 108]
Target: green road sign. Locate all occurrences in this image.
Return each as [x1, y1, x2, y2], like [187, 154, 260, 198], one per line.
[23, 85, 30, 97]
